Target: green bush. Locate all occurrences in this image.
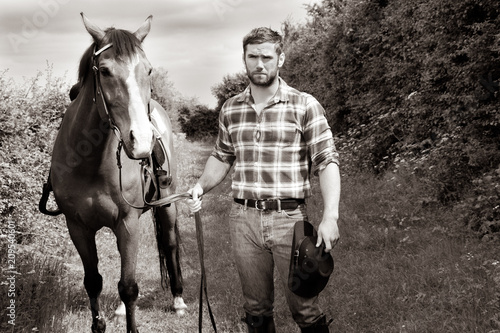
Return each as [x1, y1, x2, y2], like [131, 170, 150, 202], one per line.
[178, 104, 219, 140]
[0, 66, 68, 242]
[281, 0, 500, 235]
[178, 72, 249, 140]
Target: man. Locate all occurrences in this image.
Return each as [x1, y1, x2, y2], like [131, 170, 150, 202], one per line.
[187, 27, 340, 332]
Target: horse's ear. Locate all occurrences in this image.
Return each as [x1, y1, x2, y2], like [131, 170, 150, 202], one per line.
[134, 15, 152, 42]
[80, 12, 105, 42]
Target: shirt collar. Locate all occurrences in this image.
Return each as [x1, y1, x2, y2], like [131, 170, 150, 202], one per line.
[237, 77, 290, 104]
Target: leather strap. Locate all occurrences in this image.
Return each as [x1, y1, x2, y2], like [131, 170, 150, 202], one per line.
[234, 198, 305, 211]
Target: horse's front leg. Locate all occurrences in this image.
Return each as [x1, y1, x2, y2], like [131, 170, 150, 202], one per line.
[67, 219, 106, 333]
[86, 273, 106, 333]
[153, 203, 187, 316]
[116, 219, 141, 333]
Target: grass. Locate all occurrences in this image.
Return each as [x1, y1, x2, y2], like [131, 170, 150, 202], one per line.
[1, 134, 500, 332]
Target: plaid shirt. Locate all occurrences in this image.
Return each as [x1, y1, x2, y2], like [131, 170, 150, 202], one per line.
[211, 78, 339, 200]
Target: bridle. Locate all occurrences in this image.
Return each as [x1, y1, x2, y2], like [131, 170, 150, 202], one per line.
[91, 42, 152, 145]
[92, 43, 120, 138]
[91, 43, 175, 209]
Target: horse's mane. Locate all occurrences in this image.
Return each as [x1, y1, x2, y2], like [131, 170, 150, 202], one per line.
[70, 28, 143, 100]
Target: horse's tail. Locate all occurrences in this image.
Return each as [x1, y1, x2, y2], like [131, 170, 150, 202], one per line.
[151, 207, 169, 290]
[151, 206, 182, 291]
[39, 172, 62, 216]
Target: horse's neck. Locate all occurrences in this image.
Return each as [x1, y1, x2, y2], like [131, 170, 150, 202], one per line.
[63, 84, 115, 159]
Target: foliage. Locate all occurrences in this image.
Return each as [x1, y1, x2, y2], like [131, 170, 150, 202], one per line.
[151, 67, 182, 133]
[281, 0, 500, 235]
[178, 104, 219, 140]
[178, 72, 249, 140]
[0, 65, 68, 242]
[211, 71, 249, 112]
[0, 246, 71, 332]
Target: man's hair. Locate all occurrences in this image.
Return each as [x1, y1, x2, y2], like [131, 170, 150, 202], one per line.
[242, 27, 283, 55]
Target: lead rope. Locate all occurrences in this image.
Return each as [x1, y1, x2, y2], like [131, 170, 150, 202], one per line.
[115, 142, 217, 332]
[195, 210, 218, 332]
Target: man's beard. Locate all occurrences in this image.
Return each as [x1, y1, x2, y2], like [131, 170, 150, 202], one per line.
[247, 68, 278, 87]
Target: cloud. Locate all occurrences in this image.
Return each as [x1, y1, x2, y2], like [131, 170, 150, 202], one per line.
[0, 0, 318, 106]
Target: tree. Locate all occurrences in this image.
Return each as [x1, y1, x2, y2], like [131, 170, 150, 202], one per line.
[280, 0, 500, 215]
[151, 67, 181, 132]
[211, 72, 249, 112]
[178, 104, 219, 139]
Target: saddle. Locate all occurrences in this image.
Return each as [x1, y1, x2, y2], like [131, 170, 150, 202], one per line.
[149, 107, 172, 189]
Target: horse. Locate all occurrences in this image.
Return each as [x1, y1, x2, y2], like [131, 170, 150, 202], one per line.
[40, 13, 186, 333]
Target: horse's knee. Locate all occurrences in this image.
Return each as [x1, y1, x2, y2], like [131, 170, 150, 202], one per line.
[84, 273, 103, 298]
[118, 280, 139, 305]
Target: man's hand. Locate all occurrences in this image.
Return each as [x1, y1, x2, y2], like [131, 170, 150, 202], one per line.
[316, 218, 340, 253]
[186, 183, 203, 214]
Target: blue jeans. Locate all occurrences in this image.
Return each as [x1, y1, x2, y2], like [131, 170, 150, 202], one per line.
[228, 201, 324, 327]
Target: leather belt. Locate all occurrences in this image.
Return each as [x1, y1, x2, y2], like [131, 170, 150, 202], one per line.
[234, 198, 305, 211]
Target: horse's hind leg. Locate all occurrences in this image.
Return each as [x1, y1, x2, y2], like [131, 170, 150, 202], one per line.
[153, 203, 187, 315]
[67, 220, 106, 333]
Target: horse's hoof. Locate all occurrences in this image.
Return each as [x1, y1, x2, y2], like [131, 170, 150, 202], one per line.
[91, 317, 106, 333]
[173, 296, 187, 316]
[114, 302, 126, 317]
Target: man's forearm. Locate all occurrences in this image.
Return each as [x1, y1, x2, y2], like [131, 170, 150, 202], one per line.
[197, 155, 232, 194]
[318, 162, 341, 220]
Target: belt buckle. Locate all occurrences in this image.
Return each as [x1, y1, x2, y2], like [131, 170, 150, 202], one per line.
[255, 199, 281, 211]
[255, 200, 265, 210]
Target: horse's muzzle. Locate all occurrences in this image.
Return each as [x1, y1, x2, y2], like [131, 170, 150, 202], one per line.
[122, 129, 154, 160]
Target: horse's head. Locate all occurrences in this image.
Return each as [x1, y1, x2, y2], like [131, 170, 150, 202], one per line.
[81, 13, 154, 160]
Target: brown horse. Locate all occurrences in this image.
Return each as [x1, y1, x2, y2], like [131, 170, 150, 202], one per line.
[42, 13, 186, 333]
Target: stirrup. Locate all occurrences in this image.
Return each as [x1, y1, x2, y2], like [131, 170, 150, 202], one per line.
[39, 176, 62, 216]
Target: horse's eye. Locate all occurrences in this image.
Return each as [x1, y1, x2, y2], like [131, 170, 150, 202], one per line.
[148, 68, 153, 76]
[100, 67, 111, 77]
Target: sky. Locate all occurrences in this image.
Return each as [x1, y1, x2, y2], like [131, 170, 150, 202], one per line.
[0, 0, 319, 107]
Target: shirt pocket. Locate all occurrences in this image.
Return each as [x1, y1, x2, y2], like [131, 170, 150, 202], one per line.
[277, 123, 301, 148]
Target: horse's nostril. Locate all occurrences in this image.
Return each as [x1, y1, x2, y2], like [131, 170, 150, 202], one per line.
[129, 130, 136, 144]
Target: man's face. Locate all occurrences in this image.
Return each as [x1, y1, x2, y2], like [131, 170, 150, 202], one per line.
[244, 42, 284, 87]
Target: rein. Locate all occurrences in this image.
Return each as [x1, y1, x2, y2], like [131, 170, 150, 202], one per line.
[93, 43, 217, 332]
[115, 140, 176, 209]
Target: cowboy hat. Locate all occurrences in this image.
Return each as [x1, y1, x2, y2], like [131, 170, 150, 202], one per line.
[288, 221, 334, 298]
